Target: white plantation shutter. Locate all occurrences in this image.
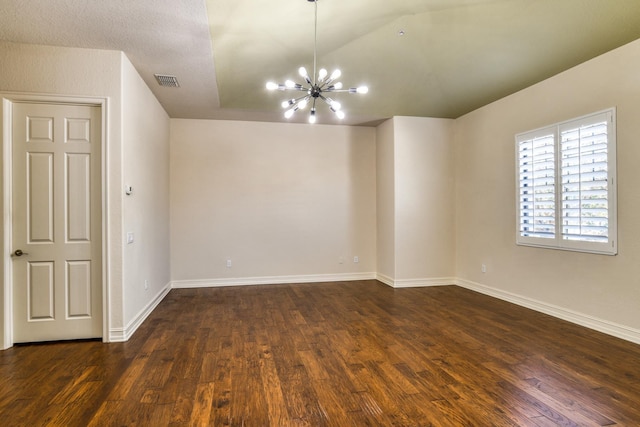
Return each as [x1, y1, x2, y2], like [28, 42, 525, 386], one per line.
[560, 114, 610, 243]
[518, 130, 556, 240]
[516, 109, 616, 255]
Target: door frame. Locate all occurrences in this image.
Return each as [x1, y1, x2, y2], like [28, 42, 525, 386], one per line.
[1, 93, 110, 350]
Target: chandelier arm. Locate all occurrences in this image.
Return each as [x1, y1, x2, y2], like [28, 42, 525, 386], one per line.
[324, 89, 352, 93]
[275, 83, 310, 92]
[318, 81, 331, 91]
[327, 87, 369, 94]
[319, 78, 335, 90]
[285, 94, 311, 108]
[319, 94, 336, 107]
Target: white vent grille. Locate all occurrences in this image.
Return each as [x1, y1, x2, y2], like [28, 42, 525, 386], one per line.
[154, 74, 180, 87]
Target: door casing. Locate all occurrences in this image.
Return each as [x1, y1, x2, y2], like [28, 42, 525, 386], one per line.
[1, 93, 110, 350]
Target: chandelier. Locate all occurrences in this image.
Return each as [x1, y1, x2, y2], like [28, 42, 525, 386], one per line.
[266, 0, 368, 124]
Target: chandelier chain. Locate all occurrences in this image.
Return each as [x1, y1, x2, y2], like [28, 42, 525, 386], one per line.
[313, 0, 317, 85]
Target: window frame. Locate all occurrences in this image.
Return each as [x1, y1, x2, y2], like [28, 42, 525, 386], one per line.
[515, 108, 617, 255]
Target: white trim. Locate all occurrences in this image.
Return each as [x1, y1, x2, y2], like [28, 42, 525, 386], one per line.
[1, 99, 13, 350]
[375, 273, 395, 287]
[109, 282, 171, 342]
[375, 274, 455, 288]
[172, 272, 377, 289]
[108, 327, 127, 343]
[100, 98, 111, 342]
[0, 93, 109, 350]
[393, 277, 457, 288]
[455, 278, 640, 345]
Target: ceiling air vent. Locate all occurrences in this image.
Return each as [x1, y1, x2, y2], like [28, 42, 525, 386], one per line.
[154, 74, 180, 88]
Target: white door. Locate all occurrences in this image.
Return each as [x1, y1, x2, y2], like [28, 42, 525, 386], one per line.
[11, 102, 102, 343]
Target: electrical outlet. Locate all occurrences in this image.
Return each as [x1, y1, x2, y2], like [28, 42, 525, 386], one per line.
[481, 264, 487, 273]
[354, 256, 359, 263]
[144, 279, 149, 290]
[226, 259, 232, 268]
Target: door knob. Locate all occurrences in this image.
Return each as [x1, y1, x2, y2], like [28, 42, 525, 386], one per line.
[13, 249, 29, 257]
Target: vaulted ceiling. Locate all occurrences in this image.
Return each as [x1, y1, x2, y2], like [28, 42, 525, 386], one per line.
[2, 0, 640, 125]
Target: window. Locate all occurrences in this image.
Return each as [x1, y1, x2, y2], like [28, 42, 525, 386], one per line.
[516, 109, 617, 255]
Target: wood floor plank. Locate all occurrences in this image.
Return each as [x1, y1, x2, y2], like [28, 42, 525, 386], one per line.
[2, 281, 640, 426]
[169, 377, 198, 425]
[260, 352, 290, 426]
[523, 377, 616, 426]
[189, 381, 215, 426]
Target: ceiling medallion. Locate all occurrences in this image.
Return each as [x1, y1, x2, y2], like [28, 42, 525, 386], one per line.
[266, 0, 368, 123]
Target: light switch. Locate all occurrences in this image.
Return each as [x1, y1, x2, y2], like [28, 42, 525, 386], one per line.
[127, 232, 134, 244]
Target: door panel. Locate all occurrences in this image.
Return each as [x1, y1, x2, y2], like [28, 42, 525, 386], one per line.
[66, 260, 92, 317]
[12, 102, 102, 343]
[65, 117, 91, 144]
[27, 152, 55, 243]
[66, 153, 91, 241]
[28, 262, 55, 320]
[27, 116, 54, 142]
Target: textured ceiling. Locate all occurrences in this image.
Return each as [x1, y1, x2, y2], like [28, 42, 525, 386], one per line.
[0, 0, 219, 119]
[2, 0, 640, 126]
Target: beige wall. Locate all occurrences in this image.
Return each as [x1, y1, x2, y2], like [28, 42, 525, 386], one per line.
[455, 38, 640, 336]
[376, 117, 455, 286]
[375, 119, 395, 279]
[121, 58, 171, 330]
[394, 117, 455, 282]
[170, 119, 376, 284]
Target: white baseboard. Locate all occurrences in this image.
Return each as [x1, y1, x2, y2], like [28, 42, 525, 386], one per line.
[108, 327, 127, 343]
[455, 278, 640, 345]
[171, 272, 377, 289]
[376, 273, 394, 287]
[376, 274, 456, 288]
[108, 282, 171, 342]
[393, 277, 457, 288]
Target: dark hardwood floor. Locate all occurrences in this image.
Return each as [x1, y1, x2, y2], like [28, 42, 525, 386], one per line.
[1, 281, 640, 426]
